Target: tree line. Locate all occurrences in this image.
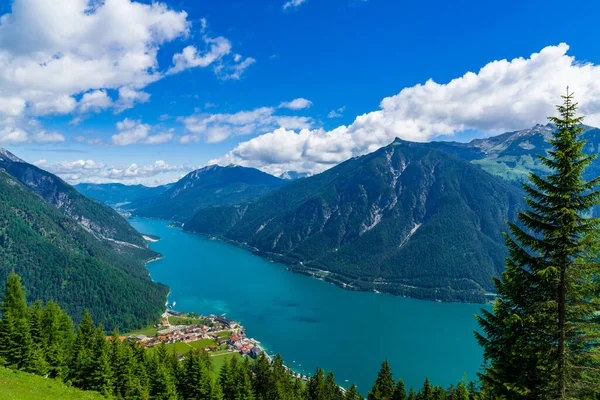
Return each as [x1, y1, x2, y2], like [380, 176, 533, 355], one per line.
[0, 272, 479, 399]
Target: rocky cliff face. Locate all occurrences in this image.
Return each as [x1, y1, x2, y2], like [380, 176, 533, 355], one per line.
[0, 148, 152, 258]
[186, 139, 525, 302]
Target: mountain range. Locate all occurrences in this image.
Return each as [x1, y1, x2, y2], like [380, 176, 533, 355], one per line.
[75, 182, 171, 208]
[0, 149, 167, 330]
[125, 164, 286, 222]
[65, 123, 600, 303]
[185, 139, 525, 302]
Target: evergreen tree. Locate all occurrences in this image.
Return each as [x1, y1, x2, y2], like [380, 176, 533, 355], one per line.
[254, 352, 273, 400]
[324, 371, 343, 400]
[0, 273, 35, 370]
[219, 357, 236, 399]
[236, 357, 256, 400]
[149, 353, 178, 400]
[89, 325, 113, 396]
[42, 301, 71, 380]
[417, 378, 432, 400]
[368, 361, 395, 400]
[407, 388, 416, 400]
[69, 309, 96, 389]
[392, 379, 407, 400]
[306, 368, 326, 400]
[181, 349, 213, 400]
[454, 382, 469, 400]
[345, 384, 363, 400]
[476, 90, 600, 399]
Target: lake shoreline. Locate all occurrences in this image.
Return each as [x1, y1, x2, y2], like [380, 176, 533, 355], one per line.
[130, 217, 485, 394]
[182, 228, 493, 305]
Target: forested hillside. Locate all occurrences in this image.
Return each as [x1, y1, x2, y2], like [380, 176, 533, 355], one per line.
[0, 170, 168, 331]
[0, 273, 480, 399]
[128, 164, 286, 222]
[186, 139, 524, 302]
[0, 149, 153, 260]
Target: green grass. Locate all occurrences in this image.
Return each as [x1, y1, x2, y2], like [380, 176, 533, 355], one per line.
[216, 331, 231, 339]
[210, 352, 242, 372]
[127, 325, 159, 337]
[189, 339, 218, 349]
[0, 367, 105, 400]
[167, 316, 206, 325]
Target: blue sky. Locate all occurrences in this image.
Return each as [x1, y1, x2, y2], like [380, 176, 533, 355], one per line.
[1, 0, 600, 185]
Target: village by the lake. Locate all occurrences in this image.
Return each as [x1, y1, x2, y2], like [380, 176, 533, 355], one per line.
[118, 308, 308, 380]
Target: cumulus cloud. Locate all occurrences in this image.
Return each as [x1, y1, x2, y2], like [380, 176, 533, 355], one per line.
[213, 44, 600, 175]
[36, 159, 190, 185]
[0, 1, 254, 140]
[0, 0, 188, 117]
[167, 18, 255, 79]
[110, 118, 173, 146]
[114, 87, 151, 113]
[283, 0, 307, 10]
[0, 126, 28, 145]
[78, 90, 113, 114]
[279, 98, 313, 110]
[180, 107, 314, 144]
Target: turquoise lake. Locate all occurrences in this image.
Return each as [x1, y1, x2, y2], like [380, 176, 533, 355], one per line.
[130, 217, 486, 394]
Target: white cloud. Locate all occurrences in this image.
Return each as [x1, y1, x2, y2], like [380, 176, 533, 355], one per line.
[78, 90, 113, 114]
[279, 98, 313, 110]
[215, 56, 256, 80]
[0, 1, 254, 140]
[114, 87, 151, 113]
[0, 126, 28, 145]
[36, 158, 191, 185]
[28, 94, 77, 116]
[181, 107, 314, 143]
[144, 130, 174, 145]
[0, 0, 189, 117]
[111, 118, 150, 146]
[283, 0, 307, 10]
[328, 106, 345, 118]
[168, 41, 231, 74]
[33, 131, 65, 143]
[110, 118, 174, 146]
[213, 44, 600, 175]
[167, 19, 254, 79]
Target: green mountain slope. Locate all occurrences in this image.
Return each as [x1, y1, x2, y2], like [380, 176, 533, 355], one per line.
[0, 367, 105, 400]
[128, 164, 286, 222]
[426, 124, 600, 182]
[0, 149, 153, 260]
[74, 182, 170, 207]
[186, 139, 524, 302]
[0, 169, 168, 331]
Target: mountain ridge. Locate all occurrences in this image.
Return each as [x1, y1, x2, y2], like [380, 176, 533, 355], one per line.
[184, 139, 525, 302]
[0, 148, 154, 261]
[127, 164, 287, 222]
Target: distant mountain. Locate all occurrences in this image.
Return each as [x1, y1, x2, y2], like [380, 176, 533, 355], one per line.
[0, 149, 153, 260]
[128, 164, 286, 222]
[279, 171, 310, 180]
[185, 139, 524, 302]
[425, 124, 600, 182]
[75, 182, 171, 207]
[0, 168, 168, 331]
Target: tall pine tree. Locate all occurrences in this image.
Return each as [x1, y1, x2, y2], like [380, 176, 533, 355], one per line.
[476, 90, 600, 399]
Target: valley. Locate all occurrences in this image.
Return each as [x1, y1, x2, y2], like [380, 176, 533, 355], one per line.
[130, 217, 485, 393]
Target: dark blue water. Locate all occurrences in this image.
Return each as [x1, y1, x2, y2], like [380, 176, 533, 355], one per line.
[130, 218, 485, 394]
